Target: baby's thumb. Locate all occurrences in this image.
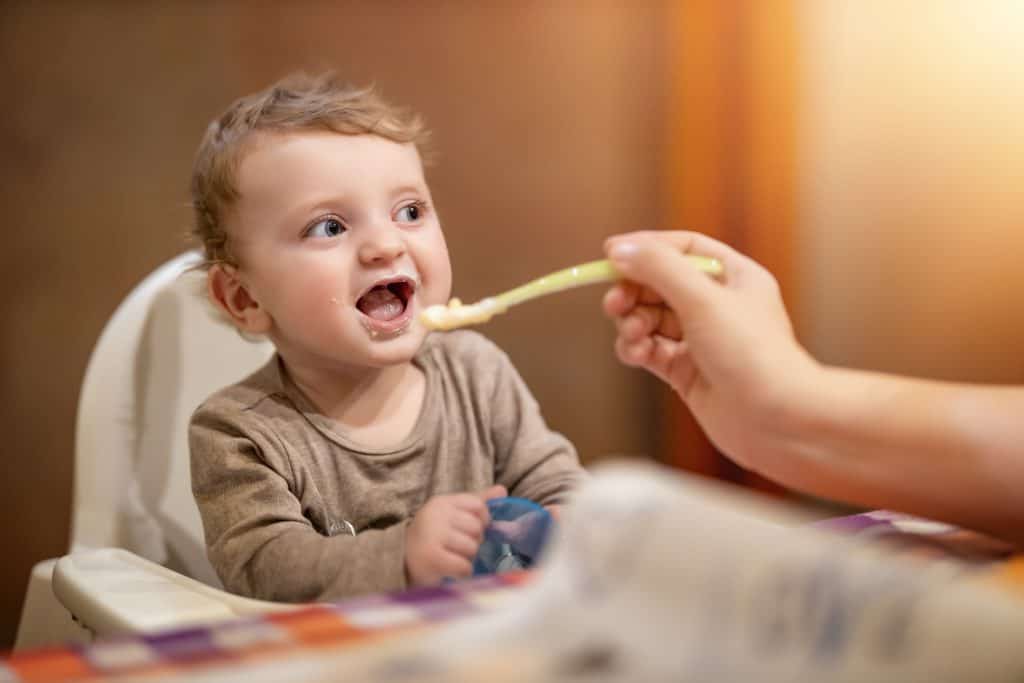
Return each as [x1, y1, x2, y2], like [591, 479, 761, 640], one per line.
[607, 236, 716, 322]
[477, 484, 508, 501]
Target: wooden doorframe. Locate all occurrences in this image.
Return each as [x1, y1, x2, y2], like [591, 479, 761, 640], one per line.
[662, 0, 800, 492]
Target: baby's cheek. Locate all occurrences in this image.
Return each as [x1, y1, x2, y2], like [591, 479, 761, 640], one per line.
[425, 242, 453, 304]
[289, 290, 349, 335]
[427, 284, 452, 308]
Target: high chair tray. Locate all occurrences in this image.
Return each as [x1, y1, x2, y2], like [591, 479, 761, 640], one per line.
[52, 547, 296, 636]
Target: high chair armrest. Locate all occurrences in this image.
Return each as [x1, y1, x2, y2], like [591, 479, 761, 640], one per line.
[53, 548, 298, 637]
[15, 558, 93, 650]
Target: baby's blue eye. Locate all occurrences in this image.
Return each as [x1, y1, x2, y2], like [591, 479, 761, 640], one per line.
[396, 203, 423, 223]
[307, 217, 345, 238]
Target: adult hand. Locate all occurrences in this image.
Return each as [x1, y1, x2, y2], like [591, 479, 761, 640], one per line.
[404, 484, 506, 586]
[604, 231, 1024, 545]
[603, 231, 819, 468]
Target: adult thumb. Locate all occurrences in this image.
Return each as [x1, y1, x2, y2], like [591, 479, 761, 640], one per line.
[607, 235, 717, 322]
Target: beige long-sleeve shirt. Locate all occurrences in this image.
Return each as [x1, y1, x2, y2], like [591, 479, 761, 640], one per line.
[190, 330, 584, 603]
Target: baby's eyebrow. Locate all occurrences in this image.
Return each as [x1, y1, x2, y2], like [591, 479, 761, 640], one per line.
[270, 199, 344, 235]
[389, 183, 428, 199]
[285, 194, 347, 217]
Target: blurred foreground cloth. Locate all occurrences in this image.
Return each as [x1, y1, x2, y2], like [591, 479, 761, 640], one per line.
[3, 462, 1022, 682]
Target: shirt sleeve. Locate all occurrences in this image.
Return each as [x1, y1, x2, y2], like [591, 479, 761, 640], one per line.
[485, 347, 588, 506]
[189, 407, 409, 603]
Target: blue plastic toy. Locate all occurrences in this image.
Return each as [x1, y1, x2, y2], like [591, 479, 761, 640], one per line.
[472, 496, 555, 576]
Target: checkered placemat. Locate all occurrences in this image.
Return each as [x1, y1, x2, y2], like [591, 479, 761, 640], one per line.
[814, 510, 1024, 601]
[0, 572, 533, 682]
[5, 511, 1022, 683]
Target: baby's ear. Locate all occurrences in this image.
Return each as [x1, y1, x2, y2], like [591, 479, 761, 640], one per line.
[207, 264, 272, 334]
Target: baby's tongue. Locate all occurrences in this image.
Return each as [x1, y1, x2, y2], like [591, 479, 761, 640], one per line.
[357, 287, 405, 321]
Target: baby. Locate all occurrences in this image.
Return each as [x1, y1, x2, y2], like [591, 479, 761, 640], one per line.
[188, 73, 584, 602]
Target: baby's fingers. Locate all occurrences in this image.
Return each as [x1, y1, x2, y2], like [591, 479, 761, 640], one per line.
[438, 552, 473, 578]
[451, 510, 485, 543]
[451, 494, 489, 524]
[477, 484, 507, 501]
[443, 530, 482, 560]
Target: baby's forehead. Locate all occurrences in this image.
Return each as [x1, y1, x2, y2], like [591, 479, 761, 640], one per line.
[246, 128, 419, 155]
[238, 129, 423, 178]
[229, 130, 428, 212]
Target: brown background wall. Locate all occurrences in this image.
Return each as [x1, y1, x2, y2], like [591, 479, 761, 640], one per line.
[0, 2, 670, 646]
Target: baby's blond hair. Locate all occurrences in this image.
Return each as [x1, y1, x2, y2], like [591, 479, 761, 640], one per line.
[190, 72, 429, 267]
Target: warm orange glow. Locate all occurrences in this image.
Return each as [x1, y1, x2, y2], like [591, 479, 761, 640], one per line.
[801, 0, 1024, 382]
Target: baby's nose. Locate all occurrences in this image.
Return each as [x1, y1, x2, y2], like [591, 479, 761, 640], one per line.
[358, 231, 406, 264]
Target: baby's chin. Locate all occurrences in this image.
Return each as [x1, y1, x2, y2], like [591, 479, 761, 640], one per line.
[357, 326, 429, 368]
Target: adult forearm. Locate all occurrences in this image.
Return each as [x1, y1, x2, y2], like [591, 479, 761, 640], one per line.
[764, 366, 1024, 544]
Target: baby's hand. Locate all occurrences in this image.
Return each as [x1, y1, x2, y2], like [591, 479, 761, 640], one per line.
[405, 484, 507, 586]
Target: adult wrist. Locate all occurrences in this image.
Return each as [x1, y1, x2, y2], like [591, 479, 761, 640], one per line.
[759, 348, 826, 437]
[740, 351, 833, 481]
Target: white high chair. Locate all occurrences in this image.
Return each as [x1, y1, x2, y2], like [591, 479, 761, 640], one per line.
[15, 251, 295, 649]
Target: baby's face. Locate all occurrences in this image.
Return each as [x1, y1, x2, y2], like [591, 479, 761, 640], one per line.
[225, 131, 452, 370]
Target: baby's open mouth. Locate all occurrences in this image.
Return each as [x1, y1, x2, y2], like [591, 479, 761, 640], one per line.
[356, 277, 415, 322]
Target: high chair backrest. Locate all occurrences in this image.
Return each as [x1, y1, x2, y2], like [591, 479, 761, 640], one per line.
[71, 251, 274, 586]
